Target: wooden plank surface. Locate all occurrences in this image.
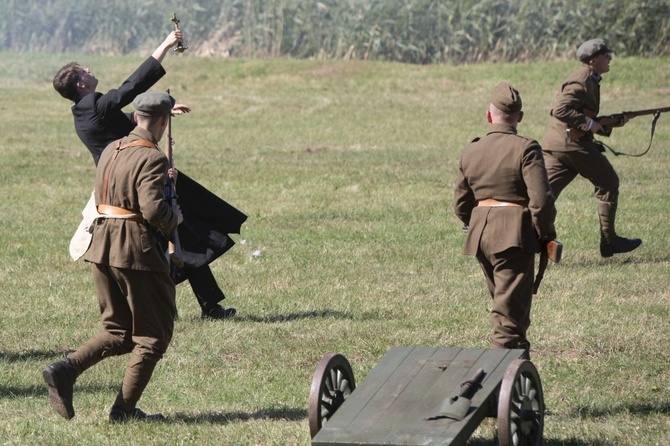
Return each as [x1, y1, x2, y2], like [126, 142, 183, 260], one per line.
[316, 346, 439, 444]
[385, 348, 501, 446]
[314, 345, 416, 437]
[344, 347, 464, 445]
[418, 348, 517, 445]
[312, 347, 527, 446]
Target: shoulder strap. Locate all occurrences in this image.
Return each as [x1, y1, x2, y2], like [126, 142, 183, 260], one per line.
[100, 139, 158, 204]
[119, 139, 157, 150]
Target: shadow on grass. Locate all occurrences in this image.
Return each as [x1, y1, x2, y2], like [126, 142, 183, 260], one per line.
[189, 309, 388, 324]
[542, 441, 614, 446]
[570, 401, 670, 417]
[0, 382, 119, 399]
[563, 254, 670, 268]
[467, 440, 607, 446]
[217, 309, 353, 323]
[0, 384, 46, 398]
[171, 406, 306, 424]
[0, 349, 68, 363]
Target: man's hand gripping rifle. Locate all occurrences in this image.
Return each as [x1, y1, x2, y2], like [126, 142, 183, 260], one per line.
[165, 89, 184, 269]
[571, 105, 670, 141]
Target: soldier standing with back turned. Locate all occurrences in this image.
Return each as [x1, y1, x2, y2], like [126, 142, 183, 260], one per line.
[541, 38, 641, 257]
[454, 82, 557, 357]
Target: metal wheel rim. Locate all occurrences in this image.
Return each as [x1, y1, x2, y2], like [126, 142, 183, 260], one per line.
[497, 359, 544, 446]
[308, 353, 356, 439]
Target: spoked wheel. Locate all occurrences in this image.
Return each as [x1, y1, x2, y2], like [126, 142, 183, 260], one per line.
[497, 359, 544, 446]
[308, 353, 356, 439]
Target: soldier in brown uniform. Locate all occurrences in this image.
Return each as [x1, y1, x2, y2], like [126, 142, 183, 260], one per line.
[52, 29, 242, 320]
[454, 82, 557, 355]
[541, 38, 641, 257]
[43, 92, 182, 422]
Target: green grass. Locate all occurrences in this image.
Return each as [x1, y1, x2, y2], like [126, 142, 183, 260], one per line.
[1, 51, 669, 445]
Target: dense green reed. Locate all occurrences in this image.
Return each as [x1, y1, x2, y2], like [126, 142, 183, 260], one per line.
[2, 0, 670, 63]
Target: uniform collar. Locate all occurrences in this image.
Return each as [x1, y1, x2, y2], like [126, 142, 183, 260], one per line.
[128, 126, 158, 145]
[487, 122, 518, 135]
[590, 69, 602, 84]
[582, 63, 602, 84]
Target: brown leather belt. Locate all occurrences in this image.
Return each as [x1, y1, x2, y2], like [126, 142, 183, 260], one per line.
[476, 198, 528, 208]
[97, 204, 145, 223]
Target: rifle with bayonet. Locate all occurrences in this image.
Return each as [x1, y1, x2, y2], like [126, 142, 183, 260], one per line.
[165, 88, 184, 270]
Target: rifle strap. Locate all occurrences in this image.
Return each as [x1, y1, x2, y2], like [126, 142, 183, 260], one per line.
[101, 139, 158, 205]
[598, 112, 662, 157]
[533, 249, 549, 295]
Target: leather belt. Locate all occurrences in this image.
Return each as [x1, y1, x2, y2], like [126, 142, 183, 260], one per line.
[476, 198, 528, 208]
[97, 204, 145, 223]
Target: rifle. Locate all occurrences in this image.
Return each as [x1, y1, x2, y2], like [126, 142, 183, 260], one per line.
[533, 239, 562, 295]
[165, 88, 184, 269]
[570, 106, 670, 142]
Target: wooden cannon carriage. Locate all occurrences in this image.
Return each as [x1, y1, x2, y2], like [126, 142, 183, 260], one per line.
[309, 346, 544, 446]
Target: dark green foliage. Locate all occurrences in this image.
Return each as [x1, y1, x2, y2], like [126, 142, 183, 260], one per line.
[2, 0, 669, 63]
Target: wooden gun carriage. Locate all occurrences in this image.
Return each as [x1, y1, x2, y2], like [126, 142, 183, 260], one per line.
[309, 347, 544, 446]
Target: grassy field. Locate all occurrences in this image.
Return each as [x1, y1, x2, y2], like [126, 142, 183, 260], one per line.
[0, 51, 669, 445]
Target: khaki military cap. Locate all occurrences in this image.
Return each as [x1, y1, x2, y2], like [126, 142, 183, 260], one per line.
[490, 81, 522, 114]
[133, 91, 175, 117]
[576, 38, 613, 62]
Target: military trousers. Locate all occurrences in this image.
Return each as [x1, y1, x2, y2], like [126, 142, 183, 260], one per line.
[68, 264, 176, 409]
[476, 246, 535, 351]
[542, 142, 620, 204]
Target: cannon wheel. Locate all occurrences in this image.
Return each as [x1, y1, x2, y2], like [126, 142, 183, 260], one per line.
[308, 353, 356, 439]
[497, 359, 544, 446]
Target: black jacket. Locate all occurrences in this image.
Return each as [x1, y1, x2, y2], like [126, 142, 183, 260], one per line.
[71, 57, 246, 282]
[72, 57, 165, 165]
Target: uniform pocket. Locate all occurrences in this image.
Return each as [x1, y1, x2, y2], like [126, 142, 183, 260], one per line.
[139, 223, 155, 253]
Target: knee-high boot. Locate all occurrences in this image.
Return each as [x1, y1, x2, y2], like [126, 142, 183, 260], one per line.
[598, 200, 642, 257]
[598, 200, 617, 244]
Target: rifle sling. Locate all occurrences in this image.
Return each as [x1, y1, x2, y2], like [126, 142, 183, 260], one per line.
[597, 112, 662, 157]
[533, 249, 548, 295]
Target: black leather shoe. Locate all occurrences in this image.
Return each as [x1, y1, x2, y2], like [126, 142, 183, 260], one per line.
[600, 236, 642, 257]
[43, 359, 77, 420]
[201, 305, 237, 320]
[109, 406, 166, 422]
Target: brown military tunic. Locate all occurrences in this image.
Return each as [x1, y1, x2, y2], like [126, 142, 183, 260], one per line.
[541, 63, 621, 242]
[84, 127, 178, 272]
[454, 123, 556, 350]
[542, 64, 619, 204]
[73, 126, 179, 411]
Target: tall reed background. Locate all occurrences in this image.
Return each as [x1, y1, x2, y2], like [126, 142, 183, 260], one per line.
[2, 0, 670, 63]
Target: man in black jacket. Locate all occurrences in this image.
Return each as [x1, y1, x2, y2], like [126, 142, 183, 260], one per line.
[54, 29, 246, 320]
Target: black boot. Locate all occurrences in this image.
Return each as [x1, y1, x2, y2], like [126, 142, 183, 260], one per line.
[597, 201, 642, 257]
[43, 359, 78, 420]
[109, 405, 166, 422]
[201, 304, 237, 320]
[600, 236, 642, 257]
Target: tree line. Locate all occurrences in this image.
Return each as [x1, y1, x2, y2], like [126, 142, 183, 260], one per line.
[2, 0, 669, 63]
